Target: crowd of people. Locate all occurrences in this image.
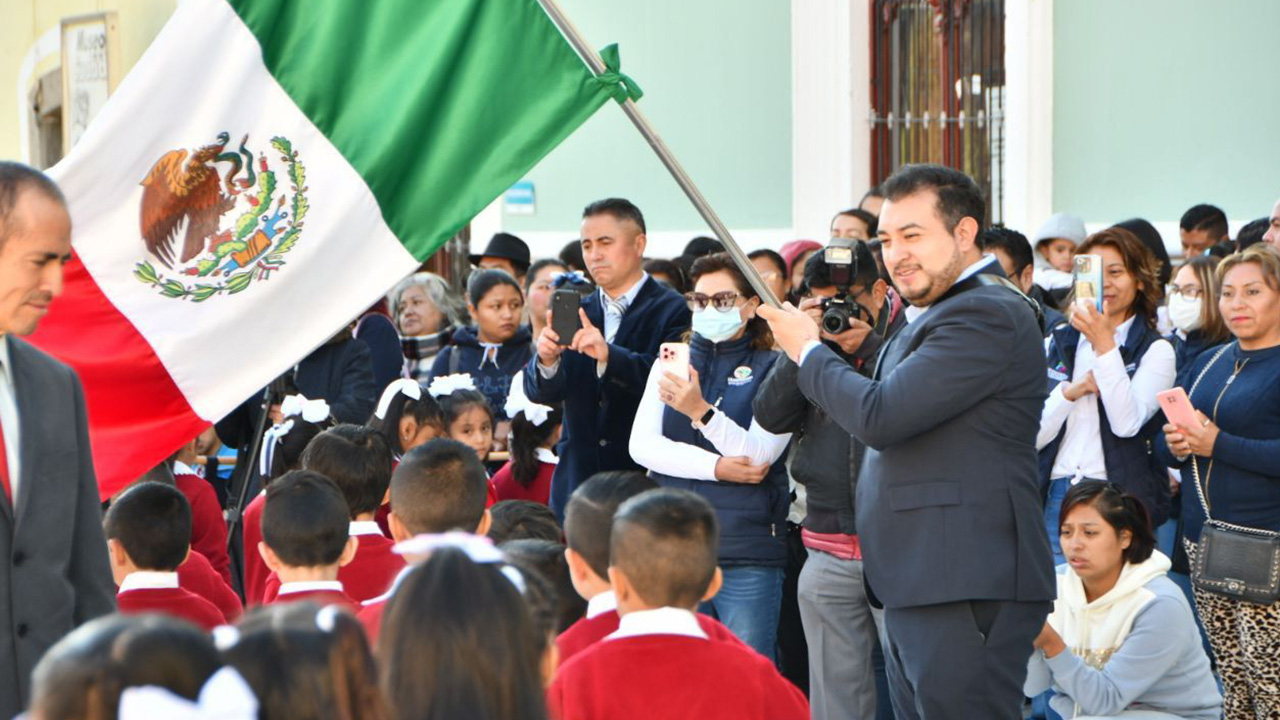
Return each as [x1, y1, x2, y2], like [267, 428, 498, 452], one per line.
[2, 156, 1280, 720]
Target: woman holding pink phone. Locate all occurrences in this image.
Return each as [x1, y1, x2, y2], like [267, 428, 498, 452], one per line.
[1035, 228, 1176, 565]
[1155, 245, 1280, 719]
[628, 252, 791, 662]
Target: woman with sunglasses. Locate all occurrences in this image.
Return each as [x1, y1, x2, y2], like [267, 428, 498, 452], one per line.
[628, 252, 792, 662]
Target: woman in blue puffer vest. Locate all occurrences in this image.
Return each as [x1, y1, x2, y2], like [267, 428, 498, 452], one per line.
[629, 252, 791, 661]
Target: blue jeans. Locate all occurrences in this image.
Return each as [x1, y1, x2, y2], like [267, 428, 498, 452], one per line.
[1044, 477, 1104, 565]
[700, 565, 784, 662]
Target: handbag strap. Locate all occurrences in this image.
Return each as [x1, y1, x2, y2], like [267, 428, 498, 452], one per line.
[1188, 344, 1280, 538]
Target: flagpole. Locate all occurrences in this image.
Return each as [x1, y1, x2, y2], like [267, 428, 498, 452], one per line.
[536, 0, 782, 308]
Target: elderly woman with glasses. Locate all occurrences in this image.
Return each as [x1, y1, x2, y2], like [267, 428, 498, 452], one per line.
[627, 252, 792, 662]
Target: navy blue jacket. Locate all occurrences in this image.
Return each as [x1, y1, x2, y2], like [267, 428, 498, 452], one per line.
[430, 326, 532, 420]
[1156, 341, 1280, 541]
[650, 333, 789, 567]
[1039, 314, 1172, 527]
[524, 278, 690, 517]
[1170, 330, 1224, 390]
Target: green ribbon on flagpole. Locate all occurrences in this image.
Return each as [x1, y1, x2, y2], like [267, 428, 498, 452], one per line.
[595, 44, 644, 104]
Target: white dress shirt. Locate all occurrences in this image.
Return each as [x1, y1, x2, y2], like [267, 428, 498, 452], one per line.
[1036, 316, 1176, 481]
[606, 607, 708, 641]
[118, 571, 180, 594]
[585, 589, 618, 620]
[0, 339, 21, 503]
[348, 521, 383, 537]
[277, 580, 345, 597]
[629, 361, 791, 481]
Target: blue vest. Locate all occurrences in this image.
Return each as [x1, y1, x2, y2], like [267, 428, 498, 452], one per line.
[650, 332, 789, 567]
[1039, 314, 1172, 526]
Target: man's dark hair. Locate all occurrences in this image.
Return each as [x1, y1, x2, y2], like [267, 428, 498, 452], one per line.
[0, 161, 67, 244]
[500, 538, 587, 633]
[389, 438, 489, 534]
[978, 226, 1034, 275]
[563, 470, 658, 579]
[880, 163, 985, 232]
[833, 208, 879, 237]
[1180, 203, 1229, 240]
[104, 482, 192, 571]
[682, 236, 723, 258]
[642, 258, 687, 294]
[261, 470, 351, 567]
[582, 198, 646, 235]
[611, 489, 719, 608]
[487, 500, 561, 545]
[802, 239, 881, 292]
[1237, 217, 1270, 251]
[300, 424, 393, 517]
[559, 240, 586, 273]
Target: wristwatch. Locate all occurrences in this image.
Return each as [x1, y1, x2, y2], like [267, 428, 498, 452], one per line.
[692, 406, 716, 430]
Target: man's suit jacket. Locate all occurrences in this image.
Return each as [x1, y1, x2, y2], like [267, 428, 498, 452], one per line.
[524, 278, 690, 516]
[797, 269, 1056, 609]
[0, 336, 116, 717]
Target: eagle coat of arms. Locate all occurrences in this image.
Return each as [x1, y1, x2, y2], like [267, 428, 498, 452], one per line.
[133, 132, 308, 302]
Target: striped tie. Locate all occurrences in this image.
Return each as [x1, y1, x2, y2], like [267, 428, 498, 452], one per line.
[604, 295, 630, 343]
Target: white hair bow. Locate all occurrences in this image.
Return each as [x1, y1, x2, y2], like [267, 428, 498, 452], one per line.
[259, 419, 295, 477]
[117, 666, 258, 720]
[428, 373, 476, 398]
[374, 378, 423, 419]
[279, 394, 330, 424]
[504, 391, 553, 427]
[393, 531, 525, 592]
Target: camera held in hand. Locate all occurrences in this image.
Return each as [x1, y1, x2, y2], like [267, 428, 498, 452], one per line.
[820, 238, 869, 335]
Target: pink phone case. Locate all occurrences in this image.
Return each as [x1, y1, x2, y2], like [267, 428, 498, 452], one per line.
[660, 343, 690, 381]
[1157, 387, 1199, 429]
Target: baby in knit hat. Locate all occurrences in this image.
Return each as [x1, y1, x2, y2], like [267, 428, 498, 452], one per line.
[1031, 212, 1087, 292]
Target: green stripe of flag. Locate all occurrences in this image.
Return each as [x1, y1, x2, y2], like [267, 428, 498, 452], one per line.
[227, 0, 618, 260]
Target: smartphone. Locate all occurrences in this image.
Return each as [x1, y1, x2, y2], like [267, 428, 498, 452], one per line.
[550, 289, 581, 346]
[1157, 387, 1200, 429]
[659, 342, 691, 381]
[1073, 254, 1104, 313]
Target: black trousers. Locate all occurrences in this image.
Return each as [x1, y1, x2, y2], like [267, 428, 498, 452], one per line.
[881, 599, 1050, 720]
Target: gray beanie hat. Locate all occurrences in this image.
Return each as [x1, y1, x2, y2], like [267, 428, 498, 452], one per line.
[1033, 213, 1087, 247]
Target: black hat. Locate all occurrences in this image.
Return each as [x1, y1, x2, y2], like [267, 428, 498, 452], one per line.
[469, 232, 531, 273]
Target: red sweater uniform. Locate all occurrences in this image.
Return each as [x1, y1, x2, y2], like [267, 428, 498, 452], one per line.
[549, 608, 808, 720]
[173, 469, 233, 586]
[262, 522, 406, 604]
[116, 572, 226, 631]
[268, 581, 359, 612]
[355, 566, 412, 647]
[177, 549, 242, 622]
[241, 491, 270, 605]
[491, 455, 556, 505]
[556, 592, 743, 664]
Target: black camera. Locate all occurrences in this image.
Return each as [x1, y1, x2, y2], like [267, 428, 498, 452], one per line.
[820, 238, 868, 335]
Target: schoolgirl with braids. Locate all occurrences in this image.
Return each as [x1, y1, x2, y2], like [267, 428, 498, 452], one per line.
[366, 378, 445, 459]
[491, 387, 562, 505]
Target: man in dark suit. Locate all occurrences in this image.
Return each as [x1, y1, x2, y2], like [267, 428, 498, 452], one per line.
[760, 164, 1055, 720]
[0, 162, 116, 718]
[524, 198, 689, 518]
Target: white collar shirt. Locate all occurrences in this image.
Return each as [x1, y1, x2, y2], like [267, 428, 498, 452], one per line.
[0, 338, 20, 504]
[606, 607, 708, 641]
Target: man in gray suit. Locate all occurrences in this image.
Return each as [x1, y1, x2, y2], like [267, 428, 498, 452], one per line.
[0, 162, 116, 718]
[760, 164, 1055, 720]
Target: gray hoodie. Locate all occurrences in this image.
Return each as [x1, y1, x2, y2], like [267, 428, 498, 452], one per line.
[1025, 554, 1221, 720]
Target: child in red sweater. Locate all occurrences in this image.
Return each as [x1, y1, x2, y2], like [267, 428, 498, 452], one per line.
[262, 425, 404, 604]
[549, 489, 809, 720]
[356, 438, 494, 644]
[491, 395, 562, 505]
[105, 483, 225, 631]
[258, 471, 359, 612]
[556, 471, 742, 663]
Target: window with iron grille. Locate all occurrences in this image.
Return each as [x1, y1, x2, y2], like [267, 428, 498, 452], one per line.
[870, 0, 1006, 224]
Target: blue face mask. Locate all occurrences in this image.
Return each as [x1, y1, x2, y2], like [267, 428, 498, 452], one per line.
[692, 306, 745, 343]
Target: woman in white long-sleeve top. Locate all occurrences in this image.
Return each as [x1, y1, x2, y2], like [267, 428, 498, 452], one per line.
[628, 252, 791, 661]
[1026, 481, 1221, 720]
[1037, 228, 1176, 564]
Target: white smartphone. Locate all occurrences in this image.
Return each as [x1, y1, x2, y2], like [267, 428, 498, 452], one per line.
[659, 342, 690, 381]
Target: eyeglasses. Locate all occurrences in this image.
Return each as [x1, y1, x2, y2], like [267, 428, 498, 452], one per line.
[684, 291, 743, 312]
[1167, 284, 1204, 299]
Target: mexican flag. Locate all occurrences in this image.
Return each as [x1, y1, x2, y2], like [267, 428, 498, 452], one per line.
[32, 0, 636, 498]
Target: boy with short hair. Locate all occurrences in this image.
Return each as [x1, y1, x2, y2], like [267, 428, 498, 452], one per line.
[261, 425, 402, 603]
[259, 470, 358, 611]
[104, 482, 225, 631]
[357, 438, 493, 642]
[557, 471, 739, 663]
[549, 489, 808, 719]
